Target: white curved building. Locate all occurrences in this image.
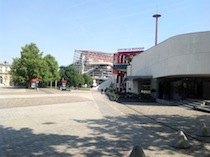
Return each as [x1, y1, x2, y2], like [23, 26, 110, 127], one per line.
[127, 31, 210, 100]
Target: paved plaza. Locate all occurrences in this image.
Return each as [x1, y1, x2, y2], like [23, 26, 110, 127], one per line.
[0, 87, 209, 157]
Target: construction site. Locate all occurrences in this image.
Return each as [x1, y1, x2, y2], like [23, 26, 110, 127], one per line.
[73, 50, 113, 86]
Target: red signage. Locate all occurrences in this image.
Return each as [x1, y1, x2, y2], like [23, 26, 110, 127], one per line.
[62, 80, 67, 83]
[31, 78, 40, 82]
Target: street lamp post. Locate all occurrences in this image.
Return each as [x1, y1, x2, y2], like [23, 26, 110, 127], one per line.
[153, 14, 161, 46]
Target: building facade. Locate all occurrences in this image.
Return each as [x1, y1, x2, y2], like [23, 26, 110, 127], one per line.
[0, 61, 12, 86]
[113, 47, 144, 92]
[127, 31, 210, 100]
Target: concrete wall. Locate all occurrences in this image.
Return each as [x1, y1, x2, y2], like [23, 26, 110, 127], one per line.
[131, 31, 210, 78]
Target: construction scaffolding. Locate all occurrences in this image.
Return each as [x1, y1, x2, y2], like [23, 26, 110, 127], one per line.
[73, 50, 113, 85]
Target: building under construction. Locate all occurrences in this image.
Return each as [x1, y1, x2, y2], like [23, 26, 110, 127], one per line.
[73, 50, 113, 86]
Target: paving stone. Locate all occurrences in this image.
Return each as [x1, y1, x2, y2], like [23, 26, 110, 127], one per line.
[0, 88, 209, 157]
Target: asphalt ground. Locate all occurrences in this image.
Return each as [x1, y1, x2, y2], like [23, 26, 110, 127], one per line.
[0, 87, 209, 157]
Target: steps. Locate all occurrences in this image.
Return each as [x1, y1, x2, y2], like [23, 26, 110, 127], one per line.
[157, 98, 210, 113]
[176, 98, 210, 113]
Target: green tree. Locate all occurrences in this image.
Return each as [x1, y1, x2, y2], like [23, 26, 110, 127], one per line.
[43, 54, 60, 84]
[63, 66, 84, 87]
[83, 73, 93, 86]
[10, 58, 24, 85]
[59, 66, 66, 80]
[76, 74, 85, 86]
[10, 43, 59, 87]
[10, 43, 43, 87]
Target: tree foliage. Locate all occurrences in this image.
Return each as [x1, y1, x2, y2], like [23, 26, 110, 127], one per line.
[10, 43, 59, 87]
[59, 66, 66, 80]
[43, 54, 60, 82]
[59, 66, 96, 87]
[10, 58, 24, 84]
[62, 66, 84, 86]
[76, 74, 85, 86]
[83, 73, 93, 85]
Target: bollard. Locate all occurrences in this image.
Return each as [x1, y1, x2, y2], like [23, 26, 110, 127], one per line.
[172, 130, 190, 149]
[129, 145, 146, 157]
[197, 123, 210, 137]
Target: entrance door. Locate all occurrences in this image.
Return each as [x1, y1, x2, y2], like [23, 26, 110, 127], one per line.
[203, 81, 210, 99]
[197, 81, 203, 98]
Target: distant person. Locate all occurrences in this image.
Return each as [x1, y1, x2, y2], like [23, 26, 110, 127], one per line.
[101, 89, 104, 94]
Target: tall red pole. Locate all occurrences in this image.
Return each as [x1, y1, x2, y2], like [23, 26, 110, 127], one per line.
[153, 14, 161, 46]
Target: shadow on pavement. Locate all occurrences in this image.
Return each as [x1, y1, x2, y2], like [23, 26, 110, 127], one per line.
[74, 115, 210, 157]
[0, 113, 210, 156]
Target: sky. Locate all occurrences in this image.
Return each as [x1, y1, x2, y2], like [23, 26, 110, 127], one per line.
[1, 0, 210, 66]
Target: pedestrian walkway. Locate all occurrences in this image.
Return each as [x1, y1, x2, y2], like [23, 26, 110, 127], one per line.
[92, 90, 210, 157]
[0, 102, 106, 157]
[0, 88, 133, 156]
[0, 87, 209, 157]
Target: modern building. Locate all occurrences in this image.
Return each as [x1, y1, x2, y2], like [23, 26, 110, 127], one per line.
[0, 61, 12, 86]
[73, 50, 113, 86]
[127, 31, 210, 100]
[113, 47, 144, 92]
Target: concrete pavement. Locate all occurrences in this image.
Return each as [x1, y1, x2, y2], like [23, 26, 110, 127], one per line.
[0, 87, 209, 157]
